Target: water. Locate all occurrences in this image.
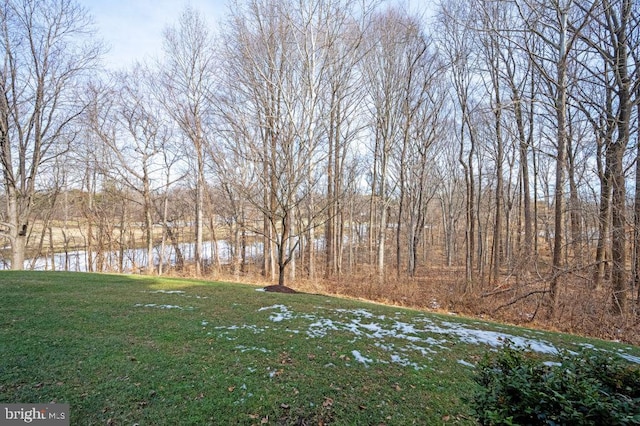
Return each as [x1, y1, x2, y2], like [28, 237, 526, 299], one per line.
[1, 240, 264, 273]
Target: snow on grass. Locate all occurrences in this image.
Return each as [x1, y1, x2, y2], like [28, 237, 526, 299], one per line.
[619, 353, 640, 364]
[390, 354, 424, 370]
[198, 303, 640, 370]
[214, 324, 267, 334]
[258, 304, 294, 322]
[308, 318, 340, 338]
[235, 345, 270, 354]
[134, 303, 192, 310]
[259, 305, 562, 369]
[457, 359, 475, 368]
[418, 319, 560, 355]
[352, 350, 373, 366]
[334, 308, 380, 319]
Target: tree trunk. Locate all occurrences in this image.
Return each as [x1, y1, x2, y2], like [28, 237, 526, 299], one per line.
[143, 171, 154, 275]
[549, 7, 570, 316]
[491, 96, 503, 285]
[634, 73, 640, 304]
[567, 119, 583, 267]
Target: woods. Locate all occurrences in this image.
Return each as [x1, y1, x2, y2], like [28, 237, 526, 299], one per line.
[1, 0, 639, 340]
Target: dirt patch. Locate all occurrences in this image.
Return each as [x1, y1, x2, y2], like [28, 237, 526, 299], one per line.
[263, 285, 298, 294]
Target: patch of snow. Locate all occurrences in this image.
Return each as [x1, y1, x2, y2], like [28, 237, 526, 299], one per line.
[360, 322, 383, 332]
[407, 343, 439, 356]
[416, 318, 559, 355]
[259, 304, 288, 312]
[307, 319, 339, 338]
[335, 308, 376, 319]
[213, 324, 267, 334]
[270, 313, 287, 322]
[457, 359, 475, 368]
[202, 304, 639, 371]
[351, 350, 373, 366]
[342, 320, 365, 337]
[391, 354, 424, 370]
[259, 304, 294, 322]
[619, 353, 640, 364]
[235, 345, 270, 354]
[374, 342, 395, 352]
[134, 303, 190, 310]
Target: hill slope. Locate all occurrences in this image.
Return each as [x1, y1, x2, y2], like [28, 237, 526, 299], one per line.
[1, 271, 638, 424]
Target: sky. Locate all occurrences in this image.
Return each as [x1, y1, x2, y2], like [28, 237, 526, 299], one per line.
[78, 0, 230, 69]
[79, 0, 426, 70]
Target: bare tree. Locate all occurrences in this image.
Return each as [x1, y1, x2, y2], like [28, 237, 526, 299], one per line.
[436, 0, 483, 287]
[389, 11, 443, 279]
[321, 3, 370, 279]
[515, 0, 595, 314]
[0, 0, 101, 269]
[361, 8, 421, 282]
[87, 67, 171, 274]
[574, 0, 638, 313]
[220, 0, 351, 287]
[158, 6, 217, 276]
[404, 85, 445, 276]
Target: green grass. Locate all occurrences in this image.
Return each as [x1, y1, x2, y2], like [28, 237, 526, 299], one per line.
[1, 271, 639, 425]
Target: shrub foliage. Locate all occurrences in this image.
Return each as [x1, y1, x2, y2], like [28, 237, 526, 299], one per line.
[472, 341, 640, 425]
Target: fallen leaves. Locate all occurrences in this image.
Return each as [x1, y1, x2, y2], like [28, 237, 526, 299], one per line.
[279, 352, 293, 364]
[322, 397, 334, 408]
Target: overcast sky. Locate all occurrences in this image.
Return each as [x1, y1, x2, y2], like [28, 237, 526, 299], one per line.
[78, 0, 230, 69]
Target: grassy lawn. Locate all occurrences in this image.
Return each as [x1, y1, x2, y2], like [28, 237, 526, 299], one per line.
[1, 271, 639, 425]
